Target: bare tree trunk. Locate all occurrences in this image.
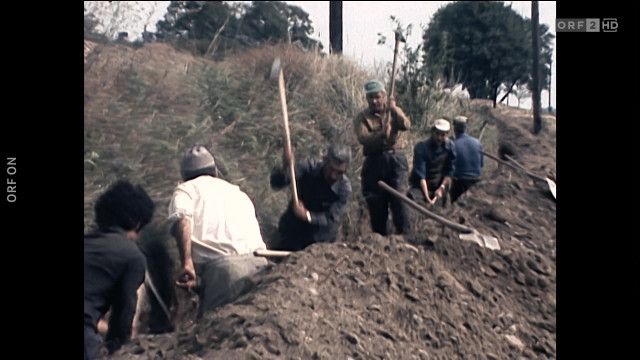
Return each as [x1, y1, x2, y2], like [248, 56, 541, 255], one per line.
[492, 86, 498, 108]
[205, 15, 231, 58]
[532, 1, 542, 133]
[329, 1, 343, 55]
[548, 56, 552, 112]
[499, 80, 517, 104]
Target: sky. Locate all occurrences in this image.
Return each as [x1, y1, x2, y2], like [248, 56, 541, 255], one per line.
[286, 1, 556, 109]
[84, 1, 556, 109]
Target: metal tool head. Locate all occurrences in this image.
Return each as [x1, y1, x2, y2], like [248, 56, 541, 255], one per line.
[546, 178, 556, 199]
[270, 57, 282, 81]
[459, 230, 500, 251]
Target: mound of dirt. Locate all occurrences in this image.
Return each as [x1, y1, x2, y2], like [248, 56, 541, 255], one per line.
[106, 103, 555, 359]
[86, 42, 556, 359]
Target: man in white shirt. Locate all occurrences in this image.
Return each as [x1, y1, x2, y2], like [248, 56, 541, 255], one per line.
[168, 145, 268, 317]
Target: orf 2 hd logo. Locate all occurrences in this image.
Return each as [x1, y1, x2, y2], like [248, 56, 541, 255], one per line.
[601, 18, 618, 32]
[556, 18, 618, 33]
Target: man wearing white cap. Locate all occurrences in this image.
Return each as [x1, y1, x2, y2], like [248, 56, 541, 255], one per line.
[168, 145, 268, 317]
[353, 80, 412, 235]
[451, 116, 483, 203]
[408, 119, 456, 205]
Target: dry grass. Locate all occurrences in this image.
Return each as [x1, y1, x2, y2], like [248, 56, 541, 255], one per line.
[84, 41, 470, 242]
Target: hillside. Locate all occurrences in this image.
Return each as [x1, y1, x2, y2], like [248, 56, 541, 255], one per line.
[84, 41, 556, 359]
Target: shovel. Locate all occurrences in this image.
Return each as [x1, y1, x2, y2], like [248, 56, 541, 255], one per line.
[377, 181, 500, 250]
[482, 151, 556, 199]
[145, 271, 172, 323]
[504, 154, 556, 199]
[192, 237, 293, 259]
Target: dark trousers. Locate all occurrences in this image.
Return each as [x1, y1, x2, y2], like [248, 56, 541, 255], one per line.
[361, 151, 410, 235]
[84, 324, 102, 360]
[450, 178, 480, 203]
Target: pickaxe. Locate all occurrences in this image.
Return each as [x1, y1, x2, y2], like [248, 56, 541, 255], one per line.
[270, 57, 300, 207]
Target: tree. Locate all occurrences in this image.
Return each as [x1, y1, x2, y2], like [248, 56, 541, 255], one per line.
[155, 1, 322, 55]
[422, 1, 553, 108]
[531, 1, 542, 134]
[329, 1, 343, 54]
[155, 1, 235, 41]
[84, 1, 168, 41]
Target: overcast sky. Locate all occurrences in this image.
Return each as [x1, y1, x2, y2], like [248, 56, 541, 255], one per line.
[286, 1, 556, 109]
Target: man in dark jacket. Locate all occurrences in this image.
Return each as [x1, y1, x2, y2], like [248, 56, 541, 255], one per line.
[353, 80, 411, 235]
[450, 116, 484, 203]
[84, 180, 155, 359]
[271, 144, 352, 251]
[409, 119, 456, 206]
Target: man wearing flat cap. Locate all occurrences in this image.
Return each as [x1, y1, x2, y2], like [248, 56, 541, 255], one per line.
[168, 145, 268, 318]
[353, 80, 412, 235]
[408, 119, 456, 206]
[450, 116, 483, 203]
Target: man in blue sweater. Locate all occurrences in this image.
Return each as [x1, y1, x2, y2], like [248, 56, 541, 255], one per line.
[450, 116, 484, 203]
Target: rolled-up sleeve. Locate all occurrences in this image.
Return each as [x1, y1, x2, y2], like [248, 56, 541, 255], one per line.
[168, 186, 194, 222]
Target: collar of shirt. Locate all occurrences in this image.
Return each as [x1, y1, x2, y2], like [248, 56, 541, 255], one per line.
[366, 107, 387, 118]
[426, 137, 452, 151]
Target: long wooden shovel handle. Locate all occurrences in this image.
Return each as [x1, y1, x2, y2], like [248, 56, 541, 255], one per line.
[482, 151, 547, 182]
[277, 70, 300, 207]
[503, 155, 549, 182]
[377, 181, 473, 234]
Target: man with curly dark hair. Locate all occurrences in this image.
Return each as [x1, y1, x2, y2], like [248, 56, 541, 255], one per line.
[84, 180, 155, 360]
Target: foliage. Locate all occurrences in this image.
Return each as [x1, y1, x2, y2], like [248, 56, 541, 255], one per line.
[155, 1, 323, 56]
[422, 1, 553, 105]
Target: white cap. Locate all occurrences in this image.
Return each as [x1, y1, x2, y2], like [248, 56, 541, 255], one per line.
[434, 119, 451, 132]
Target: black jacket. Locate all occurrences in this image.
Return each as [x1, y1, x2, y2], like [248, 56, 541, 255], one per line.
[84, 227, 146, 353]
[271, 158, 351, 250]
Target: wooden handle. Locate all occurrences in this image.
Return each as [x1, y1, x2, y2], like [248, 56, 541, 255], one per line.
[482, 151, 547, 182]
[503, 155, 548, 182]
[377, 181, 473, 233]
[389, 37, 400, 101]
[278, 70, 299, 207]
[386, 34, 401, 124]
[254, 249, 292, 258]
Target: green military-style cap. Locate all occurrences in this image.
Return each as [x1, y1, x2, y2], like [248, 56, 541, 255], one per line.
[364, 80, 386, 94]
